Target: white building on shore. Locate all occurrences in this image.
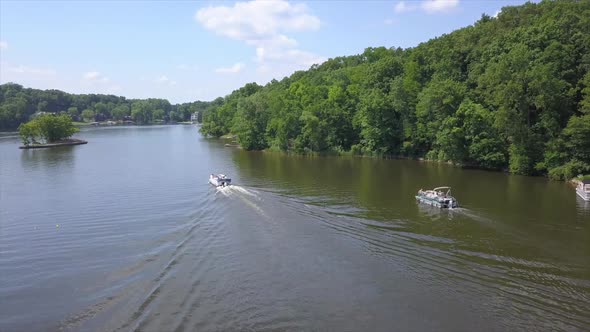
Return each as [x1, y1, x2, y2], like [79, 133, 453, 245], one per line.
[190, 112, 200, 123]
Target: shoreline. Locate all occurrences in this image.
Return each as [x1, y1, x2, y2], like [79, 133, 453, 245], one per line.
[227, 141, 580, 181]
[2, 122, 198, 133]
[19, 138, 88, 149]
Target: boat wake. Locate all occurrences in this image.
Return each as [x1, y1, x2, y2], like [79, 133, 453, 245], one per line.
[228, 185, 259, 198]
[215, 186, 231, 197]
[215, 185, 258, 198]
[450, 207, 497, 225]
[215, 185, 267, 218]
[416, 203, 497, 225]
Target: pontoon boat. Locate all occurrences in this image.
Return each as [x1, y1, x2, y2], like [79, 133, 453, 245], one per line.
[209, 174, 231, 187]
[576, 179, 590, 201]
[416, 186, 459, 209]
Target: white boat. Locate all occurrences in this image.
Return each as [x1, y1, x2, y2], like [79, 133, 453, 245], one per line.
[416, 186, 459, 209]
[576, 179, 590, 201]
[209, 174, 231, 187]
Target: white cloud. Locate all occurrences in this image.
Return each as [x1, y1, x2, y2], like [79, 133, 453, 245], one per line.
[83, 71, 110, 83]
[421, 0, 459, 13]
[196, 0, 320, 41]
[80, 71, 121, 94]
[0, 62, 62, 94]
[394, 2, 414, 13]
[0, 41, 7, 50]
[6, 64, 56, 76]
[196, 0, 323, 78]
[156, 75, 170, 83]
[154, 75, 177, 86]
[384, 18, 396, 25]
[493, 9, 501, 18]
[215, 62, 245, 74]
[255, 47, 323, 68]
[394, 0, 459, 14]
[83, 71, 100, 80]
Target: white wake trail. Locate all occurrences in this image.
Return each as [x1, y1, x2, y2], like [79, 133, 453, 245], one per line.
[215, 185, 267, 218]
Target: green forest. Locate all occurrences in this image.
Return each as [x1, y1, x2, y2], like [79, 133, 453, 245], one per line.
[200, 0, 590, 180]
[0, 83, 210, 129]
[2, 1, 589, 180]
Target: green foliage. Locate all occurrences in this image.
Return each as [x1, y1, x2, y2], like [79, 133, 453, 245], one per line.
[67, 107, 79, 118]
[415, 78, 466, 156]
[563, 115, 590, 162]
[0, 83, 212, 128]
[152, 109, 165, 120]
[18, 114, 79, 145]
[231, 96, 268, 150]
[111, 105, 130, 120]
[168, 111, 179, 122]
[542, 114, 590, 179]
[354, 88, 402, 155]
[199, 83, 262, 138]
[6, 1, 590, 180]
[18, 121, 41, 146]
[459, 100, 507, 169]
[94, 102, 108, 118]
[81, 109, 95, 122]
[198, 0, 590, 179]
[581, 72, 590, 114]
[131, 101, 154, 124]
[548, 160, 590, 181]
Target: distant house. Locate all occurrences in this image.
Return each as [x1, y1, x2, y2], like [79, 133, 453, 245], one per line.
[191, 112, 200, 123]
[31, 112, 49, 119]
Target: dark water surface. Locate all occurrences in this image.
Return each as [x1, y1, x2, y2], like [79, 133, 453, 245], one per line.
[1, 125, 589, 331]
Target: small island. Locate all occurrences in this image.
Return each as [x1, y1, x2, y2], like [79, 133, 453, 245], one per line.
[18, 114, 87, 149]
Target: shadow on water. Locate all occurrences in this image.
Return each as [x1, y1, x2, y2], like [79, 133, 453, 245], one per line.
[20, 146, 76, 170]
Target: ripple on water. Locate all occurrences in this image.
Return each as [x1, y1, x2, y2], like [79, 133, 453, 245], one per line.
[2, 127, 590, 332]
[264, 189, 590, 331]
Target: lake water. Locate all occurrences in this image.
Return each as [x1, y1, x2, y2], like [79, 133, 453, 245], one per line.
[1, 125, 589, 331]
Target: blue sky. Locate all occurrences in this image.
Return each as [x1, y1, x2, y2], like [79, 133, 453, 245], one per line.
[0, 0, 537, 103]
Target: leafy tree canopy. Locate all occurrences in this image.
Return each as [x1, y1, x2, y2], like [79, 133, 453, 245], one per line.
[19, 114, 79, 146]
[199, 0, 590, 179]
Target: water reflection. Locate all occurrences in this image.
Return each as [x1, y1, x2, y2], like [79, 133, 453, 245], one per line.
[416, 202, 458, 221]
[0, 131, 19, 140]
[20, 146, 76, 171]
[2, 126, 589, 332]
[576, 196, 590, 218]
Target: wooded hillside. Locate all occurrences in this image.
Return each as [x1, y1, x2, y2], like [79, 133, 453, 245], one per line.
[200, 0, 590, 179]
[0, 84, 210, 128]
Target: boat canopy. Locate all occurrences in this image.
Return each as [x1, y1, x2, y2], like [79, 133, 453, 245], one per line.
[433, 186, 451, 191]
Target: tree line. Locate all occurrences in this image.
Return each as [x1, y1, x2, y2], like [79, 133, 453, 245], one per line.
[200, 0, 590, 180]
[0, 83, 210, 129]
